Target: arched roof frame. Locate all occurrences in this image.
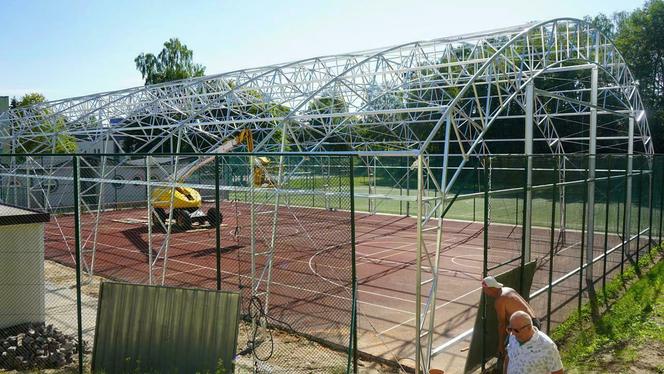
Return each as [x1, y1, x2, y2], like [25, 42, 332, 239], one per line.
[1, 18, 652, 160]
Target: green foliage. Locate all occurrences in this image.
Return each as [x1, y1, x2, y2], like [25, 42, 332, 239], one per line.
[135, 38, 206, 85]
[614, 0, 664, 153]
[16, 92, 46, 107]
[11, 92, 77, 154]
[553, 245, 664, 372]
[586, 1, 664, 152]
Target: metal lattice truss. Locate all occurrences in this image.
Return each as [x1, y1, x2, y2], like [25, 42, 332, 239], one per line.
[0, 18, 653, 373]
[1, 18, 651, 158]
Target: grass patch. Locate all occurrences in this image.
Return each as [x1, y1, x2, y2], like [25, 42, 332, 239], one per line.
[552, 245, 664, 372]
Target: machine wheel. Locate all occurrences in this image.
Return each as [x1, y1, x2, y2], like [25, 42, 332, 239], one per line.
[176, 209, 193, 231]
[207, 208, 222, 226]
[151, 208, 167, 231]
[154, 208, 167, 222]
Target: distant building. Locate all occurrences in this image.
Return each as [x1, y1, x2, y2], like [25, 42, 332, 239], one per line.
[0, 96, 10, 155]
[0, 96, 8, 113]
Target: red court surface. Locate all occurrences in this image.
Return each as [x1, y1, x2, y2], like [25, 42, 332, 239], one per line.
[43, 203, 627, 372]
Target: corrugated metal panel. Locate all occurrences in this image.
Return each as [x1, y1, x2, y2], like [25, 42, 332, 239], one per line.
[92, 282, 240, 374]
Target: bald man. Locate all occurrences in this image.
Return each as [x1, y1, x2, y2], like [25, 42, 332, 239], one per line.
[504, 311, 563, 374]
[481, 276, 540, 358]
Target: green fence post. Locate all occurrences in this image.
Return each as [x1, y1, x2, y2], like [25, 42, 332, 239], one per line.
[621, 156, 629, 277]
[73, 156, 84, 374]
[482, 156, 489, 372]
[400, 157, 404, 215]
[312, 162, 316, 207]
[602, 155, 611, 293]
[520, 155, 528, 294]
[346, 156, 358, 374]
[474, 163, 478, 222]
[578, 157, 588, 315]
[547, 158, 557, 334]
[659, 155, 664, 246]
[648, 157, 653, 252]
[215, 155, 221, 290]
[636, 163, 643, 264]
[406, 156, 411, 216]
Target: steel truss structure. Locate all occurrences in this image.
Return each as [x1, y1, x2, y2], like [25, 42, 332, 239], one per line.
[0, 18, 653, 373]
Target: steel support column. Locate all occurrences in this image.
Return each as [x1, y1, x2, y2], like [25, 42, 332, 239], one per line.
[524, 81, 534, 262]
[625, 117, 634, 256]
[585, 63, 598, 286]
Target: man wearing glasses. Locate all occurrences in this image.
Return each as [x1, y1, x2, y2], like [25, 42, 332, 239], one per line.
[503, 311, 563, 374]
[481, 276, 540, 359]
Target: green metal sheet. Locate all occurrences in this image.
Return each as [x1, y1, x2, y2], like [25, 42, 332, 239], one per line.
[464, 261, 538, 373]
[92, 282, 240, 374]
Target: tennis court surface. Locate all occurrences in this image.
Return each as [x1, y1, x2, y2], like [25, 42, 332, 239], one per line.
[44, 202, 626, 372]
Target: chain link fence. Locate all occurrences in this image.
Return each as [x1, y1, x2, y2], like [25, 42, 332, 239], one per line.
[1, 152, 662, 373]
[0, 153, 356, 373]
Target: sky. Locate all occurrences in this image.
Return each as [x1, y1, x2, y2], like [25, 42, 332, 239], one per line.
[0, 0, 646, 101]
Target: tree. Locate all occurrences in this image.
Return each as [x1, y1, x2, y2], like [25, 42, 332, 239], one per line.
[583, 14, 617, 38]
[11, 93, 77, 154]
[135, 38, 206, 85]
[613, 0, 664, 152]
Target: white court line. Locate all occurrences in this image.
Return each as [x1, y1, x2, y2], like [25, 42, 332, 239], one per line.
[378, 286, 483, 335]
[555, 240, 583, 255]
[451, 254, 485, 269]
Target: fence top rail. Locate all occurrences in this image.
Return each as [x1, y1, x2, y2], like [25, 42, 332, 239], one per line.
[0, 150, 419, 158]
[2, 152, 661, 160]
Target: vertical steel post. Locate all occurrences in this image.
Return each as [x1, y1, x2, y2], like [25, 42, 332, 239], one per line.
[482, 156, 489, 372]
[585, 63, 598, 288]
[625, 117, 634, 265]
[72, 156, 84, 374]
[524, 81, 534, 263]
[215, 155, 221, 290]
[415, 154, 424, 374]
[146, 156, 153, 285]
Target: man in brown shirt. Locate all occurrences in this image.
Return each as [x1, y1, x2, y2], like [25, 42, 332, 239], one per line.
[481, 276, 540, 358]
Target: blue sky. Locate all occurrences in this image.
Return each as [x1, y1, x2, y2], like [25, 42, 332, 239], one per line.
[0, 0, 645, 101]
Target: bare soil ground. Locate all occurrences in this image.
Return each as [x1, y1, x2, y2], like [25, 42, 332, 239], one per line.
[38, 260, 400, 373]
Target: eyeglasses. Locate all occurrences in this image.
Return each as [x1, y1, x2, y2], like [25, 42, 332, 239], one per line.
[507, 323, 532, 334]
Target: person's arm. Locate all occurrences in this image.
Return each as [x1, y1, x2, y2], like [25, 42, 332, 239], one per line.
[495, 300, 507, 356]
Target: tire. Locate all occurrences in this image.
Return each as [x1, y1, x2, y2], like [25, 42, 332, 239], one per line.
[207, 208, 222, 226]
[176, 209, 193, 231]
[152, 208, 167, 231]
[154, 208, 167, 223]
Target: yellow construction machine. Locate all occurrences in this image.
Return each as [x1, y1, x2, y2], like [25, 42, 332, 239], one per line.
[151, 129, 272, 230]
